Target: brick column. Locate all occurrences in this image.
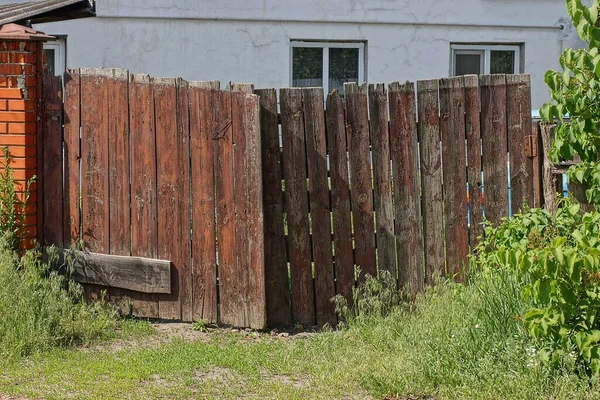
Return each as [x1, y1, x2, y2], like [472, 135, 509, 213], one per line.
[0, 24, 53, 249]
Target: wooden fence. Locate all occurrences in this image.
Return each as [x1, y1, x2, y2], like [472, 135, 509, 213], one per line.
[40, 69, 539, 329]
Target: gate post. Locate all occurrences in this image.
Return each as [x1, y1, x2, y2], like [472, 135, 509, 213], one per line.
[0, 24, 54, 249]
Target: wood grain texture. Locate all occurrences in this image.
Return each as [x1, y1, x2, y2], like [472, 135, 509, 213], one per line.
[129, 74, 159, 318]
[303, 87, 336, 326]
[540, 124, 561, 215]
[280, 88, 314, 326]
[417, 79, 444, 283]
[532, 122, 544, 208]
[255, 88, 292, 327]
[389, 81, 424, 292]
[189, 86, 218, 323]
[41, 71, 63, 247]
[439, 77, 468, 280]
[368, 84, 395, 278]
[506, 74, 534, 214]
[326, 90, 355, 302]
[480, 74, 509, 225]
[464, 75, 484, 247]
[344, 83, 376, 279]
[62, 69, 81, 245]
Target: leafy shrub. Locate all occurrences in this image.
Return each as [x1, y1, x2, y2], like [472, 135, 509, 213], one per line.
[473, 202, 600, 374]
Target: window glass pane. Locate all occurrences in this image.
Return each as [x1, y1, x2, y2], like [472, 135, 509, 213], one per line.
[329, 47, 359, 95]
[43, 48, 55, 76]
[292, 47, 323, 87]
[455, 53, 482, 75]
[490, 50, 515, 74]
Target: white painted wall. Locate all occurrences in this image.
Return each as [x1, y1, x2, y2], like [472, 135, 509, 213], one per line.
[14, 0, 584, 108]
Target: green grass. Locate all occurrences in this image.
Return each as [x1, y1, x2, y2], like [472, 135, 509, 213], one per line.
[2, 271, 599, 400]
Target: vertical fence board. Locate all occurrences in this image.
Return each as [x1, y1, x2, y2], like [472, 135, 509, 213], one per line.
[255, 88, 292, 327]
[439, 77, 468, 279]
[176, 79, 193, 322]
[129, 74, 159, 318]
[389, 81, 424, 292]
[303, 88, 336, 326]
[345, 83, 376, 279]
[280, 88, 314, 326]
[417, 79, 444, 282]
[106, 70, 132, 315]
[532, 122, 544, 208]
[507, 74, 534, 214]
[42, 71, 63, 247]
[190, 86, 218, 323]
[369, 84, 395, 277]
[480, 74, 509, 224]
[326, 91, 355, 302]
[63, 69, 80, 245]
[213, 89, 237, 326]
[155, 78, 182, 320]
[80, 70, 110, 300]
[464, 75, 483, 247]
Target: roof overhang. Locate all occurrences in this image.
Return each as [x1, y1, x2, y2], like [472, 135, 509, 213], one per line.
[0, 0, 96, 26]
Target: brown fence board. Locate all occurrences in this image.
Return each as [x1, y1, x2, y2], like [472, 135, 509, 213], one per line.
[190, 86, 218, 323]
[106, 69, 132, 315]
[303, 87, 336, 326]
[213, 89, 237, 326]
[439, 77, 468, 280]
[344, 83, 376, 279]
[80, 69, 111, 300]
[63, 69, 81, 245]
[129, 74, 159, 318]
[154, 78, 182, 320]
[326, 90, 355, 302]
[255, 88, 291, 327]
[369, 84, 395, 277]
[389, 81, 424, 292]
[417, 79, 444, 282]
[464, 75, 483, 247]
[480, 74, 509, 225]
[42, 71, 63, 247]
[532, 122, 544, 208]
[507, 74, 534, 214]
[280, 87, 314, 326]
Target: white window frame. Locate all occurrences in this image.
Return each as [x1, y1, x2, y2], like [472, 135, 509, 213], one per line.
[290, 41, 365, 94]
[450, 44, 521, 76]
[43, 39, 66, 76]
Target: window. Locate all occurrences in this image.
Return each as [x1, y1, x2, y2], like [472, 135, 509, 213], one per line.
[291, 41, 365, 95]
[43, 39, 66, 76]
[451, 44, 521, 76]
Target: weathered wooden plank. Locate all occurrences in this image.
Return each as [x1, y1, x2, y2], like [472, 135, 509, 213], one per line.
[439, 77, 468, 280]
[231, 92, 267, 329]
[326, 90, 355, 302]
[389, 81, 424, 292]
[417, 79, 444, 283]
[255, 88, 292, 327]
[190, 86, 218, 323]
[189, 80, 220, 90]
[154, 77, 182, 320]
[213, 88, 237, 326]
[464, 75, 484, 247]
[303, 87, 336, 326]
[368, 83, 395, 278]
[176, 78, 193, 322]
[80, 69, 111, 300]
[129, 74, 159, 318]
[480, 74, 509, 225]
[63, 69, 81, 245]
[540, 123, 561, 215]
[280, 87, 314, 326]
[232, 83, 254, 94]
[54, 249, 171, 294]
[507, 74, 534, 214]
[42, 71, 63, 247]
[532, 122, 544, 208]
[105, 69, 132, 315]
[344, 82, 376, 279]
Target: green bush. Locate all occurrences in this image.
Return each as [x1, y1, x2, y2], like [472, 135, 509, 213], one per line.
[473, 202, 600, 374]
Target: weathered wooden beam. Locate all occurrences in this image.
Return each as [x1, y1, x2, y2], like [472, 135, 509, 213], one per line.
[52, 248, 171, 294]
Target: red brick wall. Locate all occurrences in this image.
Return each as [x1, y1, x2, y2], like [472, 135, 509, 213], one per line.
[0, 40, 42, 249]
